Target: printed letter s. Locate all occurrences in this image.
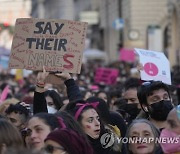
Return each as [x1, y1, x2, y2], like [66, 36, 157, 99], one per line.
[63, 54, 74, 70]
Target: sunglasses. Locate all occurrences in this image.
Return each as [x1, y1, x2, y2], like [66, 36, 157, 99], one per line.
[44, 144, 65, 153]
[142, 80, 164, 87]
[21, 128, 32, 137]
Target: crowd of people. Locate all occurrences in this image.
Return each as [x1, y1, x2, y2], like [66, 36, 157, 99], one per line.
[0, 60, 179, 154]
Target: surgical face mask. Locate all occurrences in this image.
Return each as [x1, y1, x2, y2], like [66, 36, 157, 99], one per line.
[125, 103, 141, 120]
[148, 100, 173, 121]
[47, 106, 57, 114]
[160, 128, 180, 153]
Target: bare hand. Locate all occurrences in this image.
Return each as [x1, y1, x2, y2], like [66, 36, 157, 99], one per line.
[54, 72, 72, 81]
[137, 63, 144, 71]
[37, 66, 49, 83]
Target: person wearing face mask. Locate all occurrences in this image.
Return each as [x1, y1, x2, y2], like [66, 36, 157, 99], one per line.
[34, 68, 63, 114]
[122, 78, 142, 124]
[160, 105, 180, 154]
[44, 90, 62, 114]
[137, 81, 174, 130]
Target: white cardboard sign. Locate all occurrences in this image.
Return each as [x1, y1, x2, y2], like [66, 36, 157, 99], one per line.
[135, 48, 171, 85]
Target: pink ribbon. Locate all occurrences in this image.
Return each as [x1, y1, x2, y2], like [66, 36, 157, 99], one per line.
[74, 102, 99, 120]
[57, 117, 66, 129]
[0, 85, 9, 104]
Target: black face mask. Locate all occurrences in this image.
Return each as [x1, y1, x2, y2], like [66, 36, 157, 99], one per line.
[148, 100, 173, 121]
[125, 103, 141, 120]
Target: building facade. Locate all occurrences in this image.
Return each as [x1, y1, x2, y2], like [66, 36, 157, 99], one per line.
[99, 0, 121, 63]
[121, 0, 179, 67]
[31, 0, 74, 19]
[167, 0, 180, 67]
[0, 0, 31, 49]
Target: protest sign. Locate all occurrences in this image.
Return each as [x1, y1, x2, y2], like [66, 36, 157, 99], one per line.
[9, 18, 88, 74]
[119, 48, 135, 62]
[95, 67, 119, 85]
[135, 48, 171, 85]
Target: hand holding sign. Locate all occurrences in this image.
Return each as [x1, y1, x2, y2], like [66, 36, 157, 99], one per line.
[137, 63, 143, 71]
[36, 66, 49, 92]
[54, 72, 72, 81]
[36, 66, 68, 86]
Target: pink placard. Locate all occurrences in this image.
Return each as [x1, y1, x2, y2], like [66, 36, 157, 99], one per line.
[119, 48, 135, 62]
[95, 67, 119, 85]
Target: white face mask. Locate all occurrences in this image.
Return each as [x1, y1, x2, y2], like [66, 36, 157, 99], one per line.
[47, 106, 57, 114]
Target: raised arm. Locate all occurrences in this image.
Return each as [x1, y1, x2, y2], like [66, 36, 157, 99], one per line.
[33, 67, 49, 114]
[55, 73, 83, 102]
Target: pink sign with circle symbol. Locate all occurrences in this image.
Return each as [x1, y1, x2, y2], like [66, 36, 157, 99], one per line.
[144, 62, 159, 76]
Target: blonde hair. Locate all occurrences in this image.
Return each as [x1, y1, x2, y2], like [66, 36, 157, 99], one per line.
[0, 98, 19, 115]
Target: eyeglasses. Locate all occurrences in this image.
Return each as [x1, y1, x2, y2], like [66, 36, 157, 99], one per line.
[44, 144, 65, 153]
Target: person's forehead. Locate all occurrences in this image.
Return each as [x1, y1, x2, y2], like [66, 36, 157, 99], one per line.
[28, 117, 46, 127]
[124, 88, 137, 96]
[8, 112, 21, 118]
[148, 88, 168, 96]
[167, 109, 179, 122]
[46, 96, 53, 101]
[125, 87, 137, 92]
[130, 122, 152, 133]
[82, 109, 98, 117]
